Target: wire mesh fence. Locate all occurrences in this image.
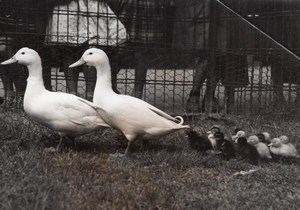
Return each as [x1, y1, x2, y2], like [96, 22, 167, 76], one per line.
[1, 0, 300, 117]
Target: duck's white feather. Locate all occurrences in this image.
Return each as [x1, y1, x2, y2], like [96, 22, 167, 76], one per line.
[70, 48, 189, 143]
[95, 94, 189, 140]
[1, 47, 109, 139]
[24, 90, 109, 136]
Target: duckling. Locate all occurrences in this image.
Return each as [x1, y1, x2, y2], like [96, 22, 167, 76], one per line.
[69, 48, 190, 155]
[256, 133, 266, 143]
[231, 128, 242, 140]
[1, 47, 110, 151]
[207, 125, 221, 134]
[269, 138, 300, 158]
[278, 135, 299, 155]
[247, 135, 272, 159]
[235, 137, 259, 165]
[187, 130, 213, 151]
[233, 128, 242, 134]
[256, 132, 271, 144]
[213, 131, 236, 160]
[279, 135, 289, 144]
[206, 125, 221, 149]
[232, 129, 246, 143]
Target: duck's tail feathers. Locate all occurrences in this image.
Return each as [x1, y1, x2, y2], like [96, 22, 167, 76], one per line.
[175, 116, 184, 125]
[174, 116, 190, 129]
[77, 98, 110, 128]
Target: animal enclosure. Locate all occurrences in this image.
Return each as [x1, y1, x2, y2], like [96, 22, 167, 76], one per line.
[1, 0, 300, 115]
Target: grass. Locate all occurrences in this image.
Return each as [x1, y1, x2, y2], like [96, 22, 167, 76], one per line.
[1, 109, 300, 209]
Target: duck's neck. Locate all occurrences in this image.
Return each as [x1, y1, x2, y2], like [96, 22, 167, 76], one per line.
[25, 62, 46, 95]
[93, 61, 115, 105]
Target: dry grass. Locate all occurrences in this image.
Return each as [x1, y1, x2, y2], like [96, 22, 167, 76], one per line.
[1, 109, 300, 210]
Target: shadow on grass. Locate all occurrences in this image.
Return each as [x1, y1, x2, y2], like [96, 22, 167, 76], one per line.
[40, 133, 180, 155]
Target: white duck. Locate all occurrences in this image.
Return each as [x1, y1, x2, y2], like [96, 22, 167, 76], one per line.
[247, 135, 272, 159]
[69, 48, 190, 154]
[1, 47, 110, 150]
[268, 138, 300, 158]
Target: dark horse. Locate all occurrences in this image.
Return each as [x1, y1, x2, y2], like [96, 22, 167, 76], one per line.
[109, 0, 248, 114]
[108, 0, 174, 98]
[185, 0, 249, 113]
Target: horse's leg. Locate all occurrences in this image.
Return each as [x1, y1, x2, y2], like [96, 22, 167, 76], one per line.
[186, 58, 208, 112]
[111, 67, 121, 94]
[271, 63, 285, 106]
[62, 49, 79, 96]
[40, 46, 52, 91]
[204, 74, 218, 114]
[132, 51, 147, 98]
[224, 86, 235, 114]
[0, 65, 14, 106]
[83, 66, 96, 101]
[133, 68, 147, 99]
[108, 51, 121, 94]
[294, 83, 300, 105]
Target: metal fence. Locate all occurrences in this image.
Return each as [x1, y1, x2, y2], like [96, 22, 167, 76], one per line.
[1, 0, 300, 115]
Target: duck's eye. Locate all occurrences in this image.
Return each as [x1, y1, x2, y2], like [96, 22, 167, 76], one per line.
[89, 52, 93, 55]
[21, 52, 25, 55]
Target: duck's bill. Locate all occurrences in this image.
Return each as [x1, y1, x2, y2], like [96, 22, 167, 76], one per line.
[1, 57, 17, 65]
[69, 59, 86, 68]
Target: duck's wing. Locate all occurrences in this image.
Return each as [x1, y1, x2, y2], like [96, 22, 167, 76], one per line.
[34, 92, 110, 128]
[77, 98, 107, 115]
[122, 95, 185, 124]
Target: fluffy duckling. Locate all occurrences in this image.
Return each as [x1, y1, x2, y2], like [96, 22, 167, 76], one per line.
[269, 138, 300, 158]
[1, 47, 110, 150]
[206, 125, 221, 149]
[279, 135, 289, 144]
[69, 48, 190, 154]
[247, 135, 272, 159]
[207, 125, 221, 134]
[213, 131, 236, 160]
[278, 135, 299, 155]
[256, 132, 271, 144]
[232, 129, 246, 143]
[187, 130, 213, 151]
[235, 137, 259, 165]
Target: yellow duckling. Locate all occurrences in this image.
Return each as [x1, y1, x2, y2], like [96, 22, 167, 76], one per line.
[69, 48, 190, 154]
[1, 47, 110, 150]
[268, 138, 299, 158]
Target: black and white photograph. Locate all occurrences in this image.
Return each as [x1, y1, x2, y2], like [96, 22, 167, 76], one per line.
[0, 0, 300, 209]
